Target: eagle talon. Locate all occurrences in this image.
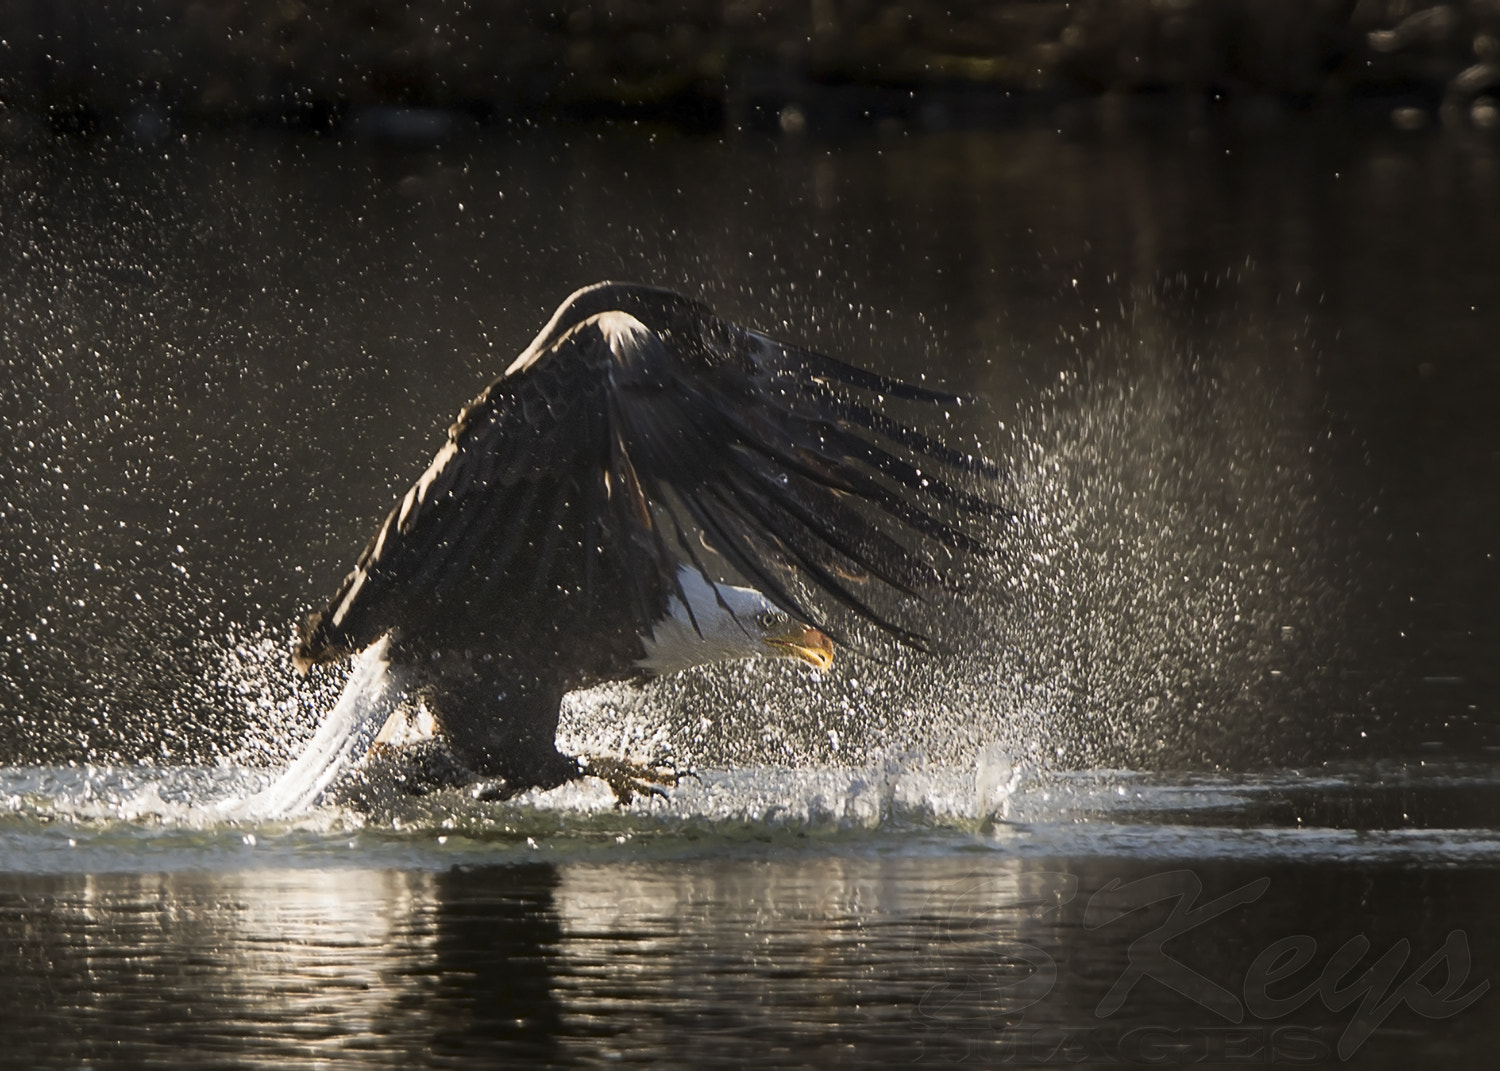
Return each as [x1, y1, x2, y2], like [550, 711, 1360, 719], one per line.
[579, 755, 685, 806]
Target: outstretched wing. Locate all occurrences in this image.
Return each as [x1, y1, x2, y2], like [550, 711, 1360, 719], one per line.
[295, 309, 666, 670]
[294, 284, 1003, 671]
[614, 314, 1004, 650]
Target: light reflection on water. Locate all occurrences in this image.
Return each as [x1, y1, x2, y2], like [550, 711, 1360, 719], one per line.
[1, 777, 1496, 1069]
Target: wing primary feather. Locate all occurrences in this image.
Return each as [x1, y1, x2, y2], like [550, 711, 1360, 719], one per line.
[697, 398, 1003, 523]
[799, 424, 1005, 517]
[659, 368, 1001, 519]
[697, 482, 932, 649]
[812, 391, 1001, 480]
[724, 464, 942, 595]
[778, 445, 1010, 551]
[669, 396, 1002, 560]
[681, 476, 933, 651]
[677, 488, 850, 645]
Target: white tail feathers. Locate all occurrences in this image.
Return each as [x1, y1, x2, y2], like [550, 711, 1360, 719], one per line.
[222, 635, 408, 820]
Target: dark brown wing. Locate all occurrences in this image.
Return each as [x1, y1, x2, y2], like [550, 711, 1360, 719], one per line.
[607, 316, 1005, 651]
[295, 311, 681, 671]
[295, 284, 1004, 672]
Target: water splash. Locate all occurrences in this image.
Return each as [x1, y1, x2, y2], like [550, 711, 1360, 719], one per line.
[5, 757, 1500, 877]
[7, 278, 1381, 829]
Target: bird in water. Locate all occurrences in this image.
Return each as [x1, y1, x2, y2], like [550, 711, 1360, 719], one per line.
[238, 282, 1001, 817]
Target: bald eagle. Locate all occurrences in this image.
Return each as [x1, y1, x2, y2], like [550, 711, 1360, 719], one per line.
[238, 282, 1000, 817]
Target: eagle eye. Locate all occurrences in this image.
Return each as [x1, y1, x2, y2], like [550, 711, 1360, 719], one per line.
[757, 610, 789, 631]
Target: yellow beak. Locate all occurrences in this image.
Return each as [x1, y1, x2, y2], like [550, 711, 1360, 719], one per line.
[763, 625, 835, 671]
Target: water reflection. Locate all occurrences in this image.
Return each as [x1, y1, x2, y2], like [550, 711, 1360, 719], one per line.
[0, 865, 564, 1066]
[1, 868, 439, 1064]
[0, 850, 1493, 1067]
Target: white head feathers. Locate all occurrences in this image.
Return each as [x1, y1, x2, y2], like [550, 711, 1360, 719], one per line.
[636, 566, 833, 677]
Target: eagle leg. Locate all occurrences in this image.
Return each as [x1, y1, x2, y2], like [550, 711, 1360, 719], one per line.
[332, 738, 476, 808]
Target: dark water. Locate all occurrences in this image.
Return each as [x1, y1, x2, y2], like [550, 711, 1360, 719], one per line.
[1, 119, 1499, 1065]
[1, 764, 1497, 1068]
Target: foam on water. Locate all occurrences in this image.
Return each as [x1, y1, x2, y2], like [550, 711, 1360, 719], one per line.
[4, 754, 1499, 875]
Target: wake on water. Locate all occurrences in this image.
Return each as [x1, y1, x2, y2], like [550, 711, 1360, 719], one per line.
[5, 748, 1500, 877]
[8, 602, 1493, 873]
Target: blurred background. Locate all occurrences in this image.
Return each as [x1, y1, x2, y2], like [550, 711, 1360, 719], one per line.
[3, 1, 1499, 139]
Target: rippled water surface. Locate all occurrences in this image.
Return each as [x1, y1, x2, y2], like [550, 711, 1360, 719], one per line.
[2, 119, 1498, 1066]
[2, 761, 1497, 1068]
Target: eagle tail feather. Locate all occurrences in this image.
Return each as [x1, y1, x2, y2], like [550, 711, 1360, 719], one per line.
[223, 635, 408, 819]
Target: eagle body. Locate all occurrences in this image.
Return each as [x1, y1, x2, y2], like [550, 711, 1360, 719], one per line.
[282, 282, 999, 806]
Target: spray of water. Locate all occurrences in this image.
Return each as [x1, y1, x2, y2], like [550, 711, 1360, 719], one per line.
[180, 280, 1352, 825]
[6, 276, 1365, 832]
